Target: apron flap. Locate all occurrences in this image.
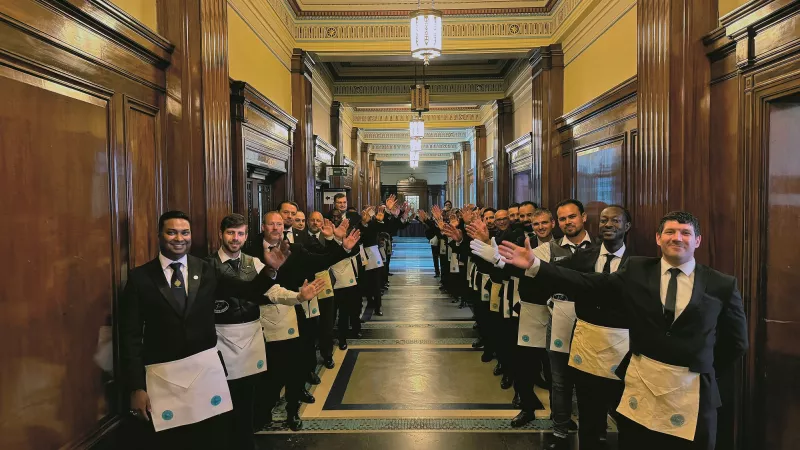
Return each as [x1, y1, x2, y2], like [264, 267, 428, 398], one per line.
[259, 304, 285, 325]
[634, 356, 695, 397]
[149, 361, 205, 390]
[580, 322, 630, 353]
[216, 324, 259, 350]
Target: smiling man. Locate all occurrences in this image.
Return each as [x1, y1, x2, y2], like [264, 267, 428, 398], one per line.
[498, 211, 748, 450]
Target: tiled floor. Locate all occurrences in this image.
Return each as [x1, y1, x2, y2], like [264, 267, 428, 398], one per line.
[255, 237, 586, 449]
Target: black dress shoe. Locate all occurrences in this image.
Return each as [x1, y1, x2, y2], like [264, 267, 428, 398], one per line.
[307, 371, 321, 385]
[493, 362, 504, 376]
[351, 332, 362, 339]
[300, 389, 316, 404]
[500, 374, 513, 390]
[374, 310, 383, 316]
[471, 339, 484, 349]
[512, 392, 521, 409]
[434, 274, 440, 278]
[511, 410, 536, 428]
[324, 358, 335, 369]
[339, 342, 348, 351]
[545, 436, 569, 450]
[388, 272, 394, 276]
[286, 412, 303, 431]
[360, 318, 366, 323]
[481, 351, 494, 363]
[472, 322, 479, 329]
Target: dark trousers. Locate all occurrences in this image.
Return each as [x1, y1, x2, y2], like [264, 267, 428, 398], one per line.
[549, 350, 576, 438]
[296, 311, 319, 375]
[618, 409, 717, 450]
[572, 368, 624, 449]
[335, 285, 362, 342]
[474, 300, 494, 355]
[119, 412, 226, 450]
[318, 297, 336, 359]
[513, 345, 548, 412]
[430, 245, 441, 275]
[226, 375, 258, 450]
[254, 338, 304, 426]
[361, 268, 382, 311]
[439, 254, 450, 290]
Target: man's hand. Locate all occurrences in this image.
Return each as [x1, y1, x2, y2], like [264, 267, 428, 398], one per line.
[333, 218, 350, 240]
[466, 218, 490, 244]
[342, 228, 362, 251]
[442, 223, 463, 242]
[417, 210, 428, 222]
[432, 204, 443, 221]
[264, 240, 291, 269]
[130, 389, 151, 421]
[461, 206, 475, 224]
[498, 237, 537, 269]
[321, 219, 335, 238]
[361, 207, 374, 224]
[297, 279, 326, 301]
[385, 194, 398, 212]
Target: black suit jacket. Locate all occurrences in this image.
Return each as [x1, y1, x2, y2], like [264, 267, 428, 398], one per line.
[119, 255, 219, 393]
[560, 245, 630, 329]
[534, 256, 748, 409]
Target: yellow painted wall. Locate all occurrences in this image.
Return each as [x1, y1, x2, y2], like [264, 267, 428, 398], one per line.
[313, 95, 331, 144]
[719, 0, 749, 17]
[513, 96, 532, 139]
[112, 0, 157, 30]
[341, 124, 352, 160]
[227, 6, 292, 112]
[563, 5, 637, 113]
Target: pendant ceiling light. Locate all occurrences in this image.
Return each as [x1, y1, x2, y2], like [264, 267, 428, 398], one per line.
[410, 139, 422, 153]
[410, 0, 442, 65]
[410, 114, 425, 139]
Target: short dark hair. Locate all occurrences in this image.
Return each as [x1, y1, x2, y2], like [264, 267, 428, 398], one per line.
[334, 193, 347, 202]
[509, 203, 520, 209]
[444, 200, 453, 206]
[533, 208, 553, 220]
[604, 204, 632, 224]
[658, 211, 701, 236]
[220, 213, 248, 232]
[482, 208, 497, 216]
[519, 201, 538, 209]
[159, 210, 191, 232]
[556, 199, 585, 215]
[279, 201, 298, 211]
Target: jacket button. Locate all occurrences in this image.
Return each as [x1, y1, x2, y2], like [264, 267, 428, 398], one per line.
[666, 332, 671, 337]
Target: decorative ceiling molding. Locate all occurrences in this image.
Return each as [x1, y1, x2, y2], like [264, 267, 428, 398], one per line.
[360, 129, 471, 143]
[336, 81, 504, 98]
[373, 152, 454, 161]
[286, 0, 557, 18]
[370, 143, 462, 152]
[354, 111, 482, 124]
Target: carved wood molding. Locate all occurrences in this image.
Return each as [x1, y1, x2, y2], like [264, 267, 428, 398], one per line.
[556, 77, 637, 131]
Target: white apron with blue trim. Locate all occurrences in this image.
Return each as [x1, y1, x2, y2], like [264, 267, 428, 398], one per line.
[331, 257, 358, 289]
[448, 243, 459, 273]
[518, 303, 549, 347]
[364, 245, 384, 270]
[302, 297, 320, 318]
[466, 257, 474, 288]
[215, 320, 267, 380]
[616, 354, 701, 441]
[260, 304, 299, 342]
[315, 270, 334, 299]
[568, 319, 629, 380]
[509, 276, 521, 317]
[146, 347, 232, 431]
[489, 282, 502, 312]
[479, 274, 490, 301]
[549, 297, 576, 353]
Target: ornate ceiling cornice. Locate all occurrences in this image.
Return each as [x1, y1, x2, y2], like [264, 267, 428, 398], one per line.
[373, 152, 454, 161]
[360, 128, 471, 143]
[354, 111, 481, 124]
[370, 143, 462, 152]
[285, 0, 558, 18]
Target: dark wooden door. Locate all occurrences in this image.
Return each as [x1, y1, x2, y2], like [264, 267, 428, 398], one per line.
[246, 176, 272, 248]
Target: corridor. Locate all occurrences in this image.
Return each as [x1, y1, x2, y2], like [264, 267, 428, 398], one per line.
[255, 237, 566, 450]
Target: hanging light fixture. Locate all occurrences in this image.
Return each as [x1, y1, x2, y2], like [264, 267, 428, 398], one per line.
[410, 0, 442, 65]
[410, 139, 422, 153]
[410, 114, 425, 139]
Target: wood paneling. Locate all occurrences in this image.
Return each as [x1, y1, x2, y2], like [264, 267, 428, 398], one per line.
[0, 1, 172, 447]
[291, 49, 316, 212]
[473, 126, 487, 206]
[555, 77, 637, 244]
[492, 98, 514, 207]
[505, 133, 534, 204]
[529, 44, 564, 209]
[482, 157, 495, 208]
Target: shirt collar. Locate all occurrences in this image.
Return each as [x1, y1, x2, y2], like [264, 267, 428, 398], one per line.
[600, 242, 626, 258]
[263, 238, 279, 249]
[159, 253, 188, 270]
[661, 257, 696, 276]
[560, 231, 591, 248]
[217, 247, 240, 263]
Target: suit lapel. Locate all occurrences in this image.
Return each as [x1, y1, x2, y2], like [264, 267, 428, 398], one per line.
[146, 259, 184, 317]
[646, 259, 665, 320]
[185, 256, 202, 318]
[674, 264, 708, 327]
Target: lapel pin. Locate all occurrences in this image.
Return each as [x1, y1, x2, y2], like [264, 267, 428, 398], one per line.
[193, 275, 199, 280]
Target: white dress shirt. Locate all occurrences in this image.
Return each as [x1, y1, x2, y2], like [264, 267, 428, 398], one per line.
[660, 258, 696, 321]
[223, 244, 302, 306]
[282, 230, 294, 244]
[595, 243, 626, 274]
[217, 247, 265, 273]
[159, 253, 188, 294]
[560, 232, 592, 253]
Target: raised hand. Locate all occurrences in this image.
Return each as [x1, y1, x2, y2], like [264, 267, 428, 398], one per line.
[497, 237, 537, 269]
[461, 207, 475, 224]
[466, 217, 490, 243]
[432, 204, 443, 221]
[385, 194, 398, 212]
[442, 223, 463, 242]
[321, 219, 335, 238]
[417, 210, 428, 222]
[297, 278, 326, 301]
[264, 240, 291, 269]
[342, 228, 361, 251]
[361, 207, 374, 224]
[334, 218, 350, 239]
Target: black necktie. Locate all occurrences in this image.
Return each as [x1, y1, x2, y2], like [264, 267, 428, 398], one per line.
[227, 258, 240, 272]
[170, 262, 187, 311]
[602, 254, 614, 274]
[664, 268, 681, 326]
[283, 230, 290, 241]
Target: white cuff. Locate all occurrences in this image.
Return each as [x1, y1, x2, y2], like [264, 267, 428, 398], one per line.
[265, 284, 302, 305]
[523, 258, 542, 278]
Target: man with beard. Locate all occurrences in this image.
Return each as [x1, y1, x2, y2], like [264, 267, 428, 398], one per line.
[249, 211, 360, 430]
[293, 211, 307, 233]
[499, 211, 747, 450]
[508, 203, 520, 224]
[209, 214, 325, 450]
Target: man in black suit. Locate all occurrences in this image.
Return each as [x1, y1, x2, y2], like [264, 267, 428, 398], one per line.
[499, 211, 748, 450]
[120, 211, 294, 449]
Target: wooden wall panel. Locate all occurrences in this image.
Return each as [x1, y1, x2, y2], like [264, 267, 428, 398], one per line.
[291, 50, 316, 212]
[574, 141, 624, 238]
[529, 44, 564, 210]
